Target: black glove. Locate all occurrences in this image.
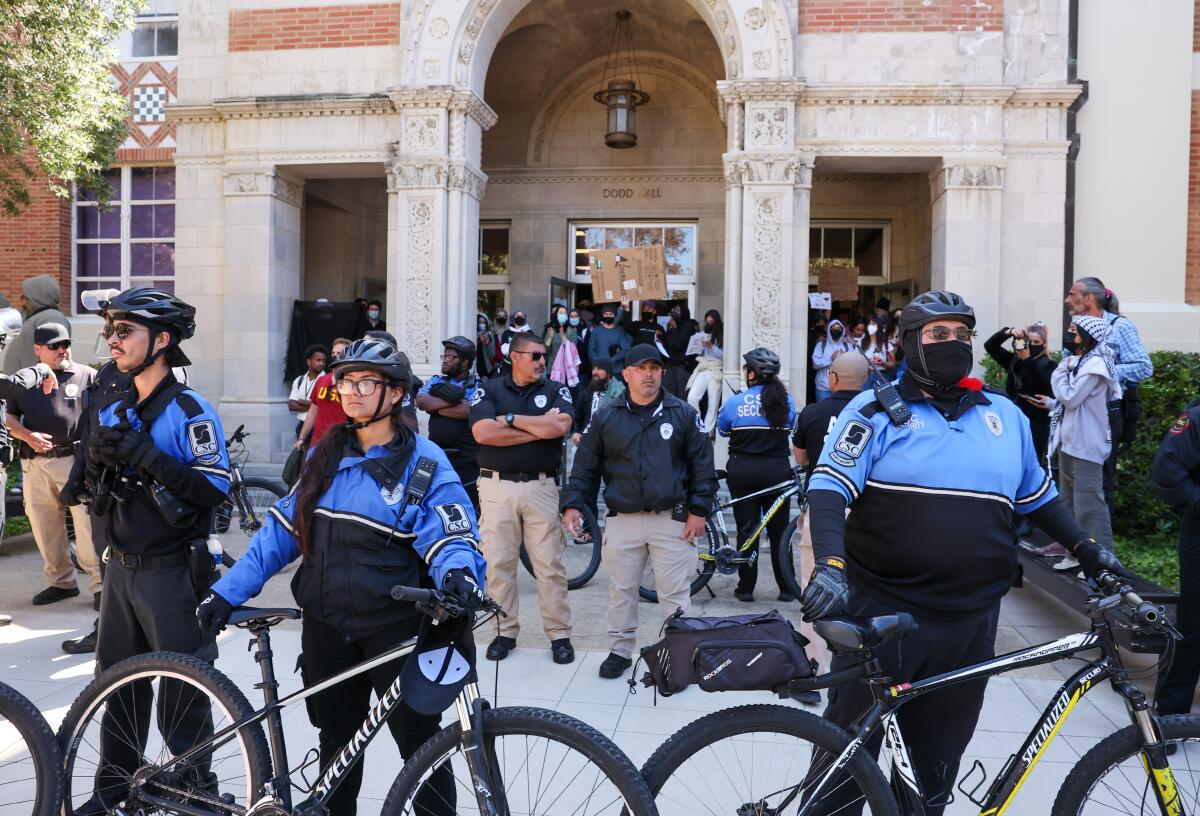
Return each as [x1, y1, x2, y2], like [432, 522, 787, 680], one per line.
[800, 557, 849, 622]
[429, 382, 467, 404]
[196, 591, 234, 638]
[1072, 538, 1128, 581]
[442, 568, 486, 611]
[96, 426, 158, 470]
[60, 479, 86, 507]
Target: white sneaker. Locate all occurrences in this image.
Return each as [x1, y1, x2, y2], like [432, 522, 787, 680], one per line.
[1052, 555, 1080, 572]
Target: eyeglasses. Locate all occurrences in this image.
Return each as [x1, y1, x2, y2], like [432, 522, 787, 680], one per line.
[920, 326, 977, 343]
[511, 350, 546, 362]
[335, 378, 388, 396]
[47, 341, 71, 350]
[102, 323, 148, 340]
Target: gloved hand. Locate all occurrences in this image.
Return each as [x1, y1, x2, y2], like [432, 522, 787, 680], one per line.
[429, 382, 467, 404]
[196, 591, 234, 638]
[800, 557, 849, 622]
[96, 425, 158, 470]
[1072, 538, 1128, 581]
[442, 568, 486, 611]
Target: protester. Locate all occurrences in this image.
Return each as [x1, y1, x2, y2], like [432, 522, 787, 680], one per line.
[477, 312, 503, 378]
[572, 358, 625, 443]
[562, 344, 717, 679]
[873, 297, 890, 322]
[288, 345, 327, 438]
[686, 309, 724, 434]
[587, 303, 630, 374]
[984, 324, 1055, 463]
[623, 298, 664, 348]
[296, 338, 351, 449]
[859, 320, 895, 385]
[811, 319, 854, 401]
[662, 304, 697, 398]
[364, 299, 386, 332]
[544, 304, 583, 388]
[3, 274, 70, 374]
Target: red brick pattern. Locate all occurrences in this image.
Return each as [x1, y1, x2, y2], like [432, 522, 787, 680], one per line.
[1186, 91, 1200, 305]
[797, 0, 1004, 33]
[0, 160, 71, 304]
[228, 3, 401, 51]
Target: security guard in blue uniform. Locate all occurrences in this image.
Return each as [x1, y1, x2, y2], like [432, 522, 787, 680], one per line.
[716, 347, 798, 602]
[416, 335, 482, 512]
[198, 337, 487, 816]
[1152, 397, 1200, 717]
[800, 291, 1122, 816]
[77, 288, 231, 815]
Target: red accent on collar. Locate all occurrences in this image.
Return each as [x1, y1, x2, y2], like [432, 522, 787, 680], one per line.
[958, 377, 984, 391]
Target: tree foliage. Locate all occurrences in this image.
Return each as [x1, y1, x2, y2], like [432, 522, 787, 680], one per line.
[0, 0, 142, 215]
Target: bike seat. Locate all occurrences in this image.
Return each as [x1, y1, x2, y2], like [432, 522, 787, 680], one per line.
[813, 613, 916, 653]
[229, 606, 301, 627]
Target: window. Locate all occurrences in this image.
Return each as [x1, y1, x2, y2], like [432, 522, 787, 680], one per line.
[132, 19, 178, 58]
[478, 222, 509, 316]
[73, 167, 175, 315]
[808, 222, 890, 284]
[570, 221, 697, 310]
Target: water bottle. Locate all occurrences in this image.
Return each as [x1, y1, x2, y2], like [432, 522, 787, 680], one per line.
[207, 535, 223, 571]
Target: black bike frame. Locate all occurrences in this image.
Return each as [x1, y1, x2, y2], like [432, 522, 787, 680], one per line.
[799, 620, 1181, 816]
[706, 478, 802, 559]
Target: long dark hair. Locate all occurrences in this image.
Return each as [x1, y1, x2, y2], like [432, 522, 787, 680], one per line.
[704, 309, 723, 347]
[760, 375, 790, 429]
[292, 393, 406, 555]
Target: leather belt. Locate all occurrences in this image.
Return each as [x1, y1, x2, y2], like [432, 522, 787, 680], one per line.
[479, 467, 557, 483]
[36, 444, 76, 459]
[107, 550, 187, 571]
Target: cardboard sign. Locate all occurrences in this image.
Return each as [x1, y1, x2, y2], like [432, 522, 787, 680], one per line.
[587, 245, 668, 302]
[817, 266, 860, 302]
[808, 292, 832, 310]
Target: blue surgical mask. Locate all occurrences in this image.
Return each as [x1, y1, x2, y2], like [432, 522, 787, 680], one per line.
[569, 317, 580, 327]
[368, 309, 380, 320]
[557, 313, 568, 325]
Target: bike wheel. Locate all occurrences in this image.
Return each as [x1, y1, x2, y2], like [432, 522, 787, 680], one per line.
[1052, 713, 1200, 814]
[0, 681, 63, 816]
[380, 706, 656, 816]
[519, 504, 602, 590]
[777, 511, 808, 601]
[642, 703, 898, 816]
[59, 652, 271, 815]
[638, 516, 717, 603]
[213, 477, 286, 541]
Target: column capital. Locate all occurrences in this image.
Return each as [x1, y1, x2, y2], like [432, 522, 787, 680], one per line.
[448, 163, 488, 200]
[929, 161, 1005, 201]
[724, 153, 813, 187]
[717, 78, 806, 106]
[386, 155, 450, 192]
[387, 86, 498, 131]
[222, 169, 304, 207]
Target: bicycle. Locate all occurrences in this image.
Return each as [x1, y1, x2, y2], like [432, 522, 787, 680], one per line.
[0, 680, 63, 816]
[638, 466, 807, 604]
[58, 586, 657, 816]
[210, 424, 286, 542]
[640, 570, 1197, 815]
[517, 436, 603, 590]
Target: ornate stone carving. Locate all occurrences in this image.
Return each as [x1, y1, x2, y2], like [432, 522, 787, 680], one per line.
[389, 88, 497, 132]
[429, 17, 449, 38]
[403, 113, 441, 153]
[744, 7, 766, 29]
[458, 42, 474, 65]
[750, 193, 783, 352]
[747, 105, 789, 148]
[387, 157, 449, 190]
[448, 163, 488, 199]
[272, 175, 303, 207]
[727, 154, 811, 186]
[223, 171, 303, 206]
[929, 163, 1004, 201]
[752, 50, 771, 71]
[405, 199, 435, 364]
[422, 58, 441, 79]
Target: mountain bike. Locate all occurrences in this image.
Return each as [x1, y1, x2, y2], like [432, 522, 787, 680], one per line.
[518, 437, 603, 590]
[640, 571, 1196, 816]
[0, 681, 63, 816]
[638, 466, 806, 603]
[210, 425, 286, 542]
[58, 587, 656, 816]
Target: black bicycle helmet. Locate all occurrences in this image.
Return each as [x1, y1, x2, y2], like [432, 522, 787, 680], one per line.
[328, 338, 413, 391]
[898, 290, 975, 338]
[100, 287, 197, 339]
[442, 335, 477, 363]
[742, 347, 781, 379]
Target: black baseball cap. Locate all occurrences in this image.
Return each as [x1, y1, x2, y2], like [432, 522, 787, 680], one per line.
[400, 613, 477, 715]
[626, 344, 664, 368]
[34, 323, 70, 346]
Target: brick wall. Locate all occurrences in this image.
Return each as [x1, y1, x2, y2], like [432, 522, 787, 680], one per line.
[1187, 90, 1200, 305]
[0, 164, 71, 306]
[228, 3, 401, 51]
[797, 0, 1005, 34]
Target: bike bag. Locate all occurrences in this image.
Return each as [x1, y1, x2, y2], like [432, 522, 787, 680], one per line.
[637, 610, 814, 696]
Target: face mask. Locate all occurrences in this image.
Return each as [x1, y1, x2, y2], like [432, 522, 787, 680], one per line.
[642, 311, 654, 320]
[705, 321, 714, 330]
[513, 316, 526, 328]
[478, 322, 488, 333]
[906, 336, 974, 395]
[569, 317, 580, 327]
[591, 376, 608, 391]
[602, 315, 615, 325]
[496, 316, 507, 326]
[867, 323, 878, 336]
[830, 328, 844, 341]
[367, 309, 380, 320]
[1029, 343, 1044, 356]
[557, 313, 568, 325]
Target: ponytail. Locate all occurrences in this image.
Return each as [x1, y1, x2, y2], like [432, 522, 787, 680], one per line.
[760, 377, 791, 429]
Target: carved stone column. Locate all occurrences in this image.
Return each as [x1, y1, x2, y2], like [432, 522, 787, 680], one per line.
[929, 160, 1005, 360]
[219, 167, 305, 462]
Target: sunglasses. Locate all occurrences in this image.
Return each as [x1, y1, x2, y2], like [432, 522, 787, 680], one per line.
[511, 350, 546, 362]
[47, 341, 71, 350]
[101, 323, 149, 340]
[335, 378, 388, 396]
[921, 326, 977, 343]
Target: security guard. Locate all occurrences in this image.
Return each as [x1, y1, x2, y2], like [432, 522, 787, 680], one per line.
[562, 344, 717, 679]
[78, 287, 231, 815]
[800, 291, 1122, 816]
[1152, 397, 1200, 716]
[716, 347, 797, 603]
[469, 332, 575, 664]
[198, 338, 487, 816]
[416, 336, 482, 512]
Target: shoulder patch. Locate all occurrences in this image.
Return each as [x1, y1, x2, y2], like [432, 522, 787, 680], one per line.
[175, 392, 204, 419]
[1169, 413, 1191, 435]
[559, 386, 572, 403]
[695, 411, 705, 431]
[829, 419, 873, 467]
[469, 384, 486, 406]
[187, 419, 221, 464]
[434, 503, 473, 535]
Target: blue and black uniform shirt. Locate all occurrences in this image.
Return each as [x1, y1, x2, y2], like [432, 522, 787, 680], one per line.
[716, 384, 797, 457]
[808, 377, 1056, 618]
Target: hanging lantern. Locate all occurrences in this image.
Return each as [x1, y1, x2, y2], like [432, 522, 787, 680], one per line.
[593, 11, 649, 149]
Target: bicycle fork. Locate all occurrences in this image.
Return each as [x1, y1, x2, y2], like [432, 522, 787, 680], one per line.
[456, 684, 507, 816]
[1123, 683, 1185, 816]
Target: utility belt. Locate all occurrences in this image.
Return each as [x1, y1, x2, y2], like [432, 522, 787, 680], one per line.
[105, 540, 219, 599]
[479, 467, 557, 483]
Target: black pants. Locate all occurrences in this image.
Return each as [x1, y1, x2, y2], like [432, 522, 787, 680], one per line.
[94, 557, 217, 806]
[807, 590, 1000, 816]
[664, 364, 689, 399]
[725, 454, 791, 596]
[1103, 403, 1124, 513]
[301, 612, 451, 816]
[1156, 509, 1200, 715]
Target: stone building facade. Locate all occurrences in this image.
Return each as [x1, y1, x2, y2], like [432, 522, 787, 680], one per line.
[3, 0, 1197, 462]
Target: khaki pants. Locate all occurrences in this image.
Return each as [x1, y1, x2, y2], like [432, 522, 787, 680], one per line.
[478, 473, 571, 641]
[22, 454, 101, 594]
[603, 511, 695, 659]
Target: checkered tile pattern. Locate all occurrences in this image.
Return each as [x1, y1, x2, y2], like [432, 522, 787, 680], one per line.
[133, 85, 166, 123]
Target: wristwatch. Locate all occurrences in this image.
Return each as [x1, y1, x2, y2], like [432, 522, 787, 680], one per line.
[505, 413, 516, 428]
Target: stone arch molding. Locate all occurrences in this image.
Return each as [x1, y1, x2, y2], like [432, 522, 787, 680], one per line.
[525, 52, 723, 167]
[402, 0, 795, 96]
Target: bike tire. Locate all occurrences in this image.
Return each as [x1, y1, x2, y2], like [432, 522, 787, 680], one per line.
[380, 706, 657, 816]
[0, 680, 63, 816]
[58, 652, 272, 815]
[778, 511, 807, 601]
[641, 703, 899, 816]
[519, 503, 602, 590]
[1051, 713, 1200, 815]
[638, 515, 718, 603]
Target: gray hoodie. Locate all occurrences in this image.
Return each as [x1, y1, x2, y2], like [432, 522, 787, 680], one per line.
[811, 319, 855, 393]
[4, 275, 71, 374]
[1049, 353, 1121, 465]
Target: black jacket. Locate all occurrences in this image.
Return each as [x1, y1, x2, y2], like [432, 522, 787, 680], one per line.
[562, 390, 717, 518]
[1151, 398, 1200, 512]
[983, 328, 1056, 427]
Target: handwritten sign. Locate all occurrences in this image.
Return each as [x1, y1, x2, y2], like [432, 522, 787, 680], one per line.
[588, 245, 668, 302]
[817, 266, 860, 302]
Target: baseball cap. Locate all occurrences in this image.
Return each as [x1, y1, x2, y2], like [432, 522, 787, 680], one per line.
[626, 344, 664, 368]
[34, 323, 70, 346]
[400, 612, 477, 715]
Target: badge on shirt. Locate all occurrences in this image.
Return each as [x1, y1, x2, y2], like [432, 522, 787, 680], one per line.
[830, 419, 872, 467]
[984, 411, 1003, 437]
[187, 420, 221, 464]
[534, 394, 548, 409]
[660, 423, 674, 440]
[559, 386, 572, 403]
[694, 412, 705, 431]
[381, 484, 405, 505]
[1170, 414, 1191, 435]
[64, 383, 79, 399]
[469, 385, 485, 406]
[435, 503, 472, 535]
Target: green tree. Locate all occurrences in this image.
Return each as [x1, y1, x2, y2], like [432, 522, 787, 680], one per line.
[0, 0, 142, 215]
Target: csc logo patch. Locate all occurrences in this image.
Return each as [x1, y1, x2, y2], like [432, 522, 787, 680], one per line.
[829, 419, 872, 467]
[187, 420, 221, 464]
[435, 504, 473, 535]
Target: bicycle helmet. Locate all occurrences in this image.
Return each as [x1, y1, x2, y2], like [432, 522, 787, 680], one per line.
[898, 290, 975, 338]
[742, 347, 781, 379]
[442, 335, 477, 363]
[99, 287, 197, 370]
[328, 338, 413, 391]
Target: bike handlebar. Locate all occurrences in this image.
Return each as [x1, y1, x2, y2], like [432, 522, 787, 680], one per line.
[226, 424, 247, 446]
[391, 585, 435, 603]
[1095, 571, 1175, 635]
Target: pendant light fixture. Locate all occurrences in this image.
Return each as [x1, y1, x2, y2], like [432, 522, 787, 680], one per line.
[593, 10, 649, 149]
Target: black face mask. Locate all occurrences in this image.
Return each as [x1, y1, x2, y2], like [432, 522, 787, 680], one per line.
[905, 336, 974, 398]
[512, 317, 526, 328]
[590, 376, 608, 391]
[496, 317, 507, 326]
[830, 328, 844, 341]
[1029, 343, 1045, 356]
[602, 316, 615, 325]
[704, 321, 714, 330]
